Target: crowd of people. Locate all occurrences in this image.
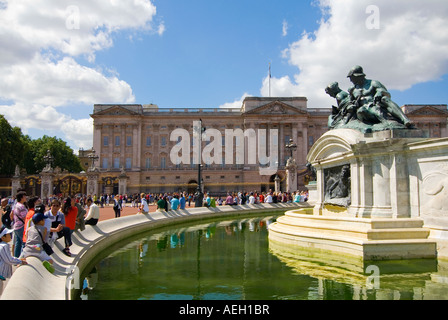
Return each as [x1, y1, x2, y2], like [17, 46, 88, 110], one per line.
[0, 187, 308, 295]
[146, 189, 309, 211]
[0, 189, 102, 294]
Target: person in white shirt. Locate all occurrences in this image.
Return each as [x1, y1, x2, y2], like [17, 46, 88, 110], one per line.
[265, 193, 273, 203]
[139, 193, 149, 214]
[249, 193, 255, 204]
[85, 198, 100, 226]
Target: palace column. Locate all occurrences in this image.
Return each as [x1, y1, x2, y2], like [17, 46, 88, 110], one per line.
[118, 168, 128, 195]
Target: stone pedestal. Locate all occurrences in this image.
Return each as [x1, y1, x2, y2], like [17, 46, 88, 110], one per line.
[306, 128, 427, 218]
[40, 171, 54, 200]
[11, 177, 22, 197]
[86, 169, 99, 197]
[269, 128, 441, 261]
[306, 181, 317, 202]
[274, 175, 280, 193]
[11, 166, 22, 196]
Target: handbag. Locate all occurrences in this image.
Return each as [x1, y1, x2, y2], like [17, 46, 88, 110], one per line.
[36, 227, 54, 256]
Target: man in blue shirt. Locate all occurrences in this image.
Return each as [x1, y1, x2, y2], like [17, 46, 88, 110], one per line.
[170, 195, 180, 210]
[179, 193, 186, 210]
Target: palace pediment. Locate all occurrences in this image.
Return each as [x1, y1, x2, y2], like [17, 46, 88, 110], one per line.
[92, 104, 143, 116]
[407, 106, 448, 116]
[243, 100, 307, 116]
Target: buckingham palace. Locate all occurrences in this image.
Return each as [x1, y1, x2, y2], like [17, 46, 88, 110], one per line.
[3, 97, 447, 198]
[90, 97, 330, 195]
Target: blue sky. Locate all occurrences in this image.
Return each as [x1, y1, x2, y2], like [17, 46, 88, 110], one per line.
[93, 0, 322, 108]
[0, 0, 448, 152]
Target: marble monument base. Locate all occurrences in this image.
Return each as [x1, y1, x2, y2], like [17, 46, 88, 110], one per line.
[268, 209, 437, 260]
[269, 128, 445, 261]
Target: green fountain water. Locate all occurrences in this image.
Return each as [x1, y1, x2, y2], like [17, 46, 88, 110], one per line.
[74, 214, 448, 300]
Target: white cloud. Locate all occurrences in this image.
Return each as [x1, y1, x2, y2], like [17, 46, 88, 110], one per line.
[62, 118, 94, 150]
[0, 103, 94, 150]
[157, 21, 166, 36]
[0, 55, 135, 106]
[0, 0, 158, 150]
[263, 0, 448, 108]
[219, 93, 251, 109]
[0, 103, 69, 132]
[282, 20, 288, 37]
[260, 75, 300, 98]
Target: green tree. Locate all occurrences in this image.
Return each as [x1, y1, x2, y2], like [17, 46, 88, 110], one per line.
[0, 115, 28, 175]
[23, 135, 83, 174]
[0, 115, 83, 175]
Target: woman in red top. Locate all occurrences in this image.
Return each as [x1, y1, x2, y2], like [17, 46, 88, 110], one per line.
[61, 197, 78, 256]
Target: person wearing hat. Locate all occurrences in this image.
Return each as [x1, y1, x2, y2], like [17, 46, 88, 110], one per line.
[0, 225, 27, 294]
[21, 209, 54, 273]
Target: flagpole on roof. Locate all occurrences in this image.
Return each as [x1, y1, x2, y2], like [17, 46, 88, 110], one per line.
[269, 62, 271, 97]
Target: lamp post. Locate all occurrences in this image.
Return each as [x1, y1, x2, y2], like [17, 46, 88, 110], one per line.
[195, 119, 205, 207]
[285, 139, 298, 193]
[285, 138, 297, 160]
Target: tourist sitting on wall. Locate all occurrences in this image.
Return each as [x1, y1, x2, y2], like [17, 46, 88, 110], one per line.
[44, 199, 72, 257]
[74, 196, 86, 231]
[170, 195, 180, 210]
[204, 194, 211, 207]
[179, 193, 186, 210]
[139, 193, 149, 214]
[225, 193, 234, 205]
[85, 198, 100, 226]
[156, 198, 166, 212]
[22, 209, 54, 273]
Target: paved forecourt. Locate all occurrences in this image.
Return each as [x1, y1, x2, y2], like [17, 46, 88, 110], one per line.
[1, 202, 307, 300]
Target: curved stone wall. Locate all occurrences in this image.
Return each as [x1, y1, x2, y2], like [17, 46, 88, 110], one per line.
[1, 203, 305, 300]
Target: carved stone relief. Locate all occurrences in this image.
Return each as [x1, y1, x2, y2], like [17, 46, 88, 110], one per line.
[324, 164, 351, 207]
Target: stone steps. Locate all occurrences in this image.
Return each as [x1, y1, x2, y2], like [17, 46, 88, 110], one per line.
[276, 212, 430, 241]
[269, 209, 437, 260]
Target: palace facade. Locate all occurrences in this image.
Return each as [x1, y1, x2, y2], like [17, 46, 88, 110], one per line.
[90, 98, 448, 196]
[90, 97, 330, 195]
[2, 98, 447, 199]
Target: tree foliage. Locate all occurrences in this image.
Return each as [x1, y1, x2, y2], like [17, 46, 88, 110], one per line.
[0, 115, 83, 175]
[0, 115, 29, 175]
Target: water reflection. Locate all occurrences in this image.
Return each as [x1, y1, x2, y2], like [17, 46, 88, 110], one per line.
[77, 217, 279, 300]
[76, 216, 448, 300]
[268, 240, 448, 300]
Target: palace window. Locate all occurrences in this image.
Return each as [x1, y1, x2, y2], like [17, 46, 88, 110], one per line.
[114, 157, 120, 169]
